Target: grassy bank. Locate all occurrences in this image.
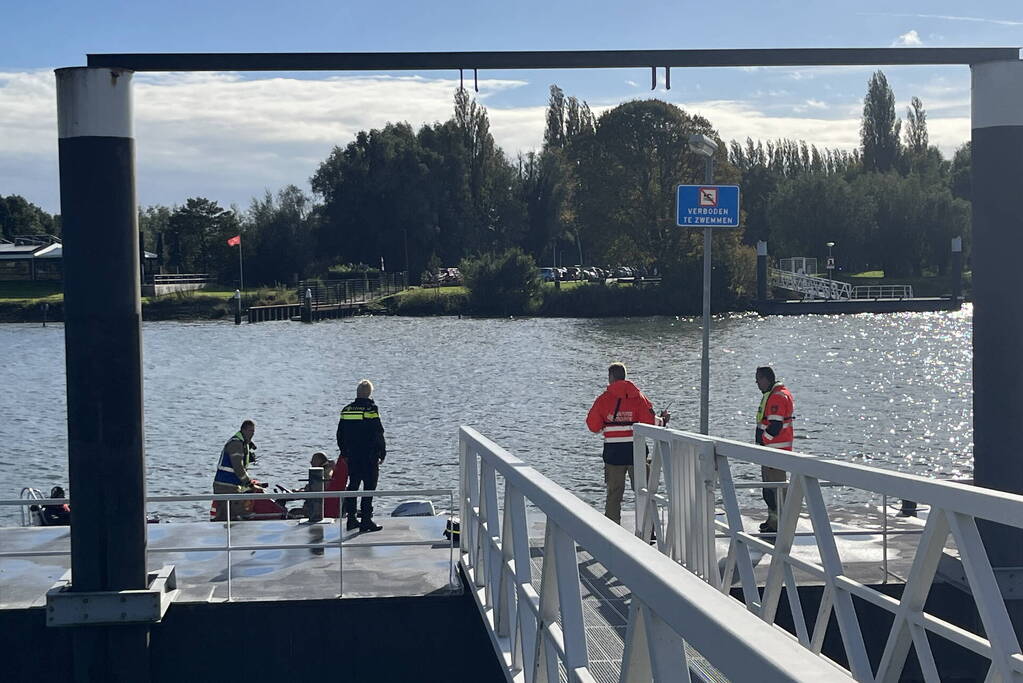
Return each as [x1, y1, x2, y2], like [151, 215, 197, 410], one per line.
[837, 271, 970, 299]
[386, 282, 678, 317]
[0, 284, 298, 323]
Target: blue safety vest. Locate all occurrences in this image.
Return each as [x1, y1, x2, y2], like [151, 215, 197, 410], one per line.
[214, 432, 251, 486]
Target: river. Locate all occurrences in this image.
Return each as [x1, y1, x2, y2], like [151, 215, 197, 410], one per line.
[0, 308, 972, 523]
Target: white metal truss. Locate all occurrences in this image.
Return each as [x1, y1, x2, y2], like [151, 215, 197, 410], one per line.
[634, 424, 1023, 683]
[460, 426, 852, 683]
[769, 267, 852, 300]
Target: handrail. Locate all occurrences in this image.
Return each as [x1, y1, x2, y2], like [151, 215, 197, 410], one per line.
[769, 267, 852, 300]
[459, 425, 852, 683]
[633, 424, 1023, 682]
[1, 488, 457, 602]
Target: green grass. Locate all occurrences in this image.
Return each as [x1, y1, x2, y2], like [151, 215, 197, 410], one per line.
[542, 280, 589, 291]
[0, 281, 63, 302]
[847, 270, 885, 278]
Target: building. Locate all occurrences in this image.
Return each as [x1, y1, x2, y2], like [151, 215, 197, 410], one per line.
[0, 235, 156, 282]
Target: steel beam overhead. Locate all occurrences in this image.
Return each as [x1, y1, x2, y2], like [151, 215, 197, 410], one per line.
[87, 47, 1020, 72]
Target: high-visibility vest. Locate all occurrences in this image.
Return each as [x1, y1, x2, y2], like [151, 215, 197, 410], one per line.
[756, 382, 795, 450]
[214, 432, 251, 486]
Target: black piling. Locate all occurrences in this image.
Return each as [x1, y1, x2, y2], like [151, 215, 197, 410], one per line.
[56, 66, 151, 682]
[971, 59, 1023, 633]
[756, 240, 768, 302]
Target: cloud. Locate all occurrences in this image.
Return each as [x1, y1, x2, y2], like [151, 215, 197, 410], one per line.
[893, 30, 923, 47]
[0, 70, 972, 213]
[861, 12, 1023, 27]
[799, 99, 830, 111]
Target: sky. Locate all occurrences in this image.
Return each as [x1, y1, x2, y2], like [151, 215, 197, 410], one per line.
[1, 1, 1021, 214]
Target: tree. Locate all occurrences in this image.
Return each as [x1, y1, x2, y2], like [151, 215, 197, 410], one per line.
[950, 142, 971, 202]
[244, 186, 316, 285]
[861, 71, 902, 173]
[166, 198, 240, 279]
[460, 247, 541, 315]
[905, 96, 928, 153]
[575, 99, 736, 267]
[0, 195, 58, 241]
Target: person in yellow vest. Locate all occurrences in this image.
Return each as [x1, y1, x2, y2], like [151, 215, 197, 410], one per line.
[755, 367, 795, 533]
[212, 419, 260, 520]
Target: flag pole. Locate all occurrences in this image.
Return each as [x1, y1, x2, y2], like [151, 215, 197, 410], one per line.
[238, 236, 244, 293]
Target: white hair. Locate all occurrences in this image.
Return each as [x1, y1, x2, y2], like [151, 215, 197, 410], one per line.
[356, 379, 374, 398]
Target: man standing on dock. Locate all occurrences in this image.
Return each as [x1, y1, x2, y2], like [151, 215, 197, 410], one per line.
[586, 363, 668, 525]
[212, 419, 259, 520]
[337, 379, 386, 533]
[754, 366, 796, 533]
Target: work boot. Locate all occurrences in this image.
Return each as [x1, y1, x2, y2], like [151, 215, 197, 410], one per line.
[345, 515, 360, 531]
[758, 520, 777, 533]
[360, 519, 383, 533]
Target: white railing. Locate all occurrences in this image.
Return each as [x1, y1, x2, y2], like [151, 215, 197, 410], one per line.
[459, 426, 852, 683]
[633, 424, 1023, 683]
[769, 267, 852, 300]
[0, 488, 455, 602]
[851, 284, 914, 299]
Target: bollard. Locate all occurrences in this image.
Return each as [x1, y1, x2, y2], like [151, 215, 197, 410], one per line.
[898, 499, 918, 517]
[307, 467, 324, 522]
[303, 287, 313, 323]
[42, 302, 49, 327]
[234, 289, 241, 325]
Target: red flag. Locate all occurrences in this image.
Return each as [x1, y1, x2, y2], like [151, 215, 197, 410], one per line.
[227, 235, 241, 247]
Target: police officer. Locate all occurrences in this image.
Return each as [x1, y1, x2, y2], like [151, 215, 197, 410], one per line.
[213, 419, 259, 520]
[755, 367, 795, 533]
[337, 380, 387, 532]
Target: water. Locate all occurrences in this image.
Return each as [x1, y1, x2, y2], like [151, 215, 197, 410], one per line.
[0, 308, 973, 523]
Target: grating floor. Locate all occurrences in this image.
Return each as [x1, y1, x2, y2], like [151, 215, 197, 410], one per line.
[529, 546, 728, 683]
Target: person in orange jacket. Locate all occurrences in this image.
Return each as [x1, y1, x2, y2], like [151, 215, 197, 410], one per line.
[755, 366, 796, 533]
[586, 362, 669, 524]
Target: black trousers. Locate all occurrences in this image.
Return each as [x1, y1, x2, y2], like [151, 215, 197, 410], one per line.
[343, 459, 379, 518]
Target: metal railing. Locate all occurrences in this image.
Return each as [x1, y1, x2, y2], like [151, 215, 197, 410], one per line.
[297, 273, 408, 307]
[769, 267, 852, 300]
[0, 488, 455, 602]
[633, 424, 1023, 682]
[851, 284, 914, 299]
[459, 426, 852, 683]
[150, 273, 210, 285]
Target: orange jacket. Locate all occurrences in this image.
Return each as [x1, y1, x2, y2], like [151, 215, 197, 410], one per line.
[587, 380, 656, 465]
[756, 382, 795, 450]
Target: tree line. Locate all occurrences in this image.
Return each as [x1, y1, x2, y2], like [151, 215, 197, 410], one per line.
[3, 69, 971, 305]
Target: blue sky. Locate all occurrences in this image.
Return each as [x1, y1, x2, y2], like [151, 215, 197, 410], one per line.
[1, 1, 1021, 213]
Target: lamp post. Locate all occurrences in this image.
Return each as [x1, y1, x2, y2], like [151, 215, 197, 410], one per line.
[689, 133, 717, 436]
[825, 241, 835, 300]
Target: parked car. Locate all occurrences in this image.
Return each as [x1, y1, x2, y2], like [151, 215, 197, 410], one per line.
[539, 267, 556, 282]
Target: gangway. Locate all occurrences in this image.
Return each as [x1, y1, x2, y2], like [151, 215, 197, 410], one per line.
[632, 424, 1023, 682]
[769, 267, 852, 300]
[459, 426, 852, 683]
[768, 267, 914, 301]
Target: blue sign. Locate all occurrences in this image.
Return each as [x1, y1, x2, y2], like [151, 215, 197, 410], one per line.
[676, 185, 741, 228]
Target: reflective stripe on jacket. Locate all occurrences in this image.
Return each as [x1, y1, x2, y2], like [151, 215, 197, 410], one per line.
[336, 397, 386, 462]
[756, 382, 795, 451]
[214, 432, 251, 487]
[586, 380, 656, 465]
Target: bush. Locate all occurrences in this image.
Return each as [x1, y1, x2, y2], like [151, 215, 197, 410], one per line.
[538, 281, 662, 317]
[394, 287, 469, 315]
[460, 248, 541, 316]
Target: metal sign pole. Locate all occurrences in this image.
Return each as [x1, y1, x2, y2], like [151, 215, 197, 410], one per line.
[700, 156, 713, 435]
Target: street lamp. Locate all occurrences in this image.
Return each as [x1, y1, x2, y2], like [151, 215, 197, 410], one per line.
[689, 133, 718, 436]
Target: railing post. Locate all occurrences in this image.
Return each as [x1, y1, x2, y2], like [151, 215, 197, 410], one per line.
[307, 466, 324, 522]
